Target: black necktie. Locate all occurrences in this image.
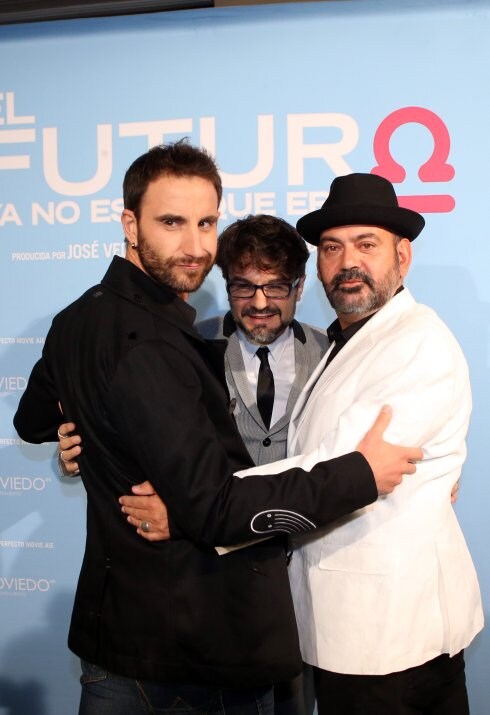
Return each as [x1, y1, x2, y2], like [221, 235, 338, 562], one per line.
[256, 346, 275, 429]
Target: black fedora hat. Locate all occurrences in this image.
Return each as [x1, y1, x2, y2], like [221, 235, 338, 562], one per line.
[296, 173, 425, 245]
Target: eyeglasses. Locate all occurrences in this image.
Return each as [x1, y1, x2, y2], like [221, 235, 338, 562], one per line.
[227, 278, 300, 299]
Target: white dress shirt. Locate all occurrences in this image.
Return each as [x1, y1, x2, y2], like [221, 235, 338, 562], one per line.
[237, 327, 296, 428]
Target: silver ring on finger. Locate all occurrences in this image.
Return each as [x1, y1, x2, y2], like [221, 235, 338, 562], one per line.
[140, 521, 151, 533]
[57, 429, 67, 440]
[59, 450, 69, 463]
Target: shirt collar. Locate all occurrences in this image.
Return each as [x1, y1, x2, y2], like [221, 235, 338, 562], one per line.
[237, 325, 294, 367]
[327, 285, 405, 346]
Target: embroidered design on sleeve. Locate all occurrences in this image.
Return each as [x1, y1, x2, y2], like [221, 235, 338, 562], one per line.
[250, 510, 316, 535]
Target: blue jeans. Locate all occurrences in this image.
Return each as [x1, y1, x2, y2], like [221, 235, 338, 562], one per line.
[79, 661, 275, 715]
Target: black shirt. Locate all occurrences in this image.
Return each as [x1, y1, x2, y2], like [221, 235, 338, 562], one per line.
[326, 286, 405, 366]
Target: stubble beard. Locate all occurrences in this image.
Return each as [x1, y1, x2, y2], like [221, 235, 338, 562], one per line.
[233, 308, 292, 345]
[236, 320, 286, 345]
[137, 234, 214, 294]
[324, 261, 401, 316]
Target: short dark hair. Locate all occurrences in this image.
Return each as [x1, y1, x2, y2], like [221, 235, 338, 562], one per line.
[123, 139, 222, 218]
[216, 214, 309, 281]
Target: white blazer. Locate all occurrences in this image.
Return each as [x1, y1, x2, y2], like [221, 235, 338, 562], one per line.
[239, 289, 483, 675]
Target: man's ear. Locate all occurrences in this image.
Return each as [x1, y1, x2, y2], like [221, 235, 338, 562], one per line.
[121, 209, 138, 246]
[397, 238, 412, 279]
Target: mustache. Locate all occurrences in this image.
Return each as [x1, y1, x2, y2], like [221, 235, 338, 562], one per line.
[169, 255, 211, 267]
[331, 268, 374, 290]
[242, 307, 280, 317]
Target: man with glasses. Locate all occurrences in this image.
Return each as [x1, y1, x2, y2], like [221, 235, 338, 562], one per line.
[200, 215, 327, 715]
[200, 213, 328, 467]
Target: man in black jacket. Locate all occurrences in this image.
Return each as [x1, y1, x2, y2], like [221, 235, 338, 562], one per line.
[14, 140, 421, 715]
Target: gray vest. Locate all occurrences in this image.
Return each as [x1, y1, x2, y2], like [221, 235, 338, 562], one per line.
[197, 313, 329, 466]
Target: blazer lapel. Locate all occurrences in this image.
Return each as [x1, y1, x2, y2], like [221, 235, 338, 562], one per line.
[225, 332, 261, 419]
[289, 290, 414, 453]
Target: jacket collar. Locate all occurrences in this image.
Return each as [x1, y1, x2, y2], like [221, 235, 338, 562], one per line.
[327, 285, 405, 345]
[101, 256, 203, 342]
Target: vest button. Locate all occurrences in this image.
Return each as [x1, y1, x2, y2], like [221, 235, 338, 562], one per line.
[262, 437, 271, 447]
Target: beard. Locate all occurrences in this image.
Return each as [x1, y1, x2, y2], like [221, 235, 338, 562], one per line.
[324, 261, 401, 316]
[137, 232, 214, 294]
[233, 307, 291, 345]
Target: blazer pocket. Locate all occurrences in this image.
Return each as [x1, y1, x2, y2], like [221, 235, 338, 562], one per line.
[319, 541, 396, 575]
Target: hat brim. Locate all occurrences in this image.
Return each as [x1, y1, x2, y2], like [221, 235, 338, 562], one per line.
[296, 205, 425, 246]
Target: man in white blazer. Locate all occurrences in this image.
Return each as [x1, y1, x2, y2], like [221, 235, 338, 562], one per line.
[278, 173, 482, 714]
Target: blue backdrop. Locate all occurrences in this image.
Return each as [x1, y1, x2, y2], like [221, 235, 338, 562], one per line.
[1, 0, 489, 711]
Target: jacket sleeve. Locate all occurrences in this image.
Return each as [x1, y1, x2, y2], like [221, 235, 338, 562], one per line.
[13, 343, 61, 444]
[107, 340, 377, 546]
[243, 317, 470, 493]
[323, 326, 470, 471]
